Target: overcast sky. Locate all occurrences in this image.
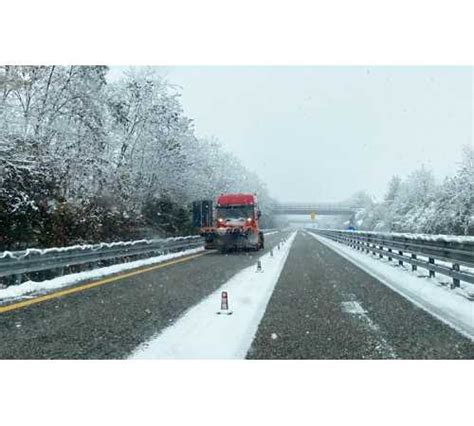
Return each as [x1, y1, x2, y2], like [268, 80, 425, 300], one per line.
[111, 66, 472, 203]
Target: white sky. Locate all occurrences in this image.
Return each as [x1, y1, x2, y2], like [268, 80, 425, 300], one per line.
[110, 66, 472, 202]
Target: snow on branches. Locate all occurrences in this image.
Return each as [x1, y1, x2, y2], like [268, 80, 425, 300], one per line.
[0, 66, 272, 249]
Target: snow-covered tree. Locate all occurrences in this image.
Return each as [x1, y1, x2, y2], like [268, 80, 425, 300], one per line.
[425, 145, 474, 235]
[342, 151, 473, 236]
[1, 66, 277, 248]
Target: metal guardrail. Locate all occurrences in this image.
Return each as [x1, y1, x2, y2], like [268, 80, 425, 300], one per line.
[310, 229, 474, 288]
[0, 236, 204, 286]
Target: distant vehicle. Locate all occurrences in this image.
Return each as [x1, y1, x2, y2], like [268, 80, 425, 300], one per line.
[193, 193, 264, 253]
[346, 225, 356, 231]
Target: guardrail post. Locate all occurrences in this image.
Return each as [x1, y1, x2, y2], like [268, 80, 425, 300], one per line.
[411, 254, 417, 271]
[398, 251, 403, 266]
[388, 248, 392, 261]
[428, 258, 435, 278]
[452, 264, 460, 288]
[379, 246, 383, 258]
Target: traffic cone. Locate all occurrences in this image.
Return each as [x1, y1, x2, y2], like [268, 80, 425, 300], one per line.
[217, 291, 233, 315]
[256, 260, 263, 273]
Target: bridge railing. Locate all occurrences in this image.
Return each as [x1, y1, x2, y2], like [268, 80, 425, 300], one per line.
[310, 229, 474, 288]
[0, 236, 204, 287]
[273, 203, 359, 210]
[273, 203, 360, 215]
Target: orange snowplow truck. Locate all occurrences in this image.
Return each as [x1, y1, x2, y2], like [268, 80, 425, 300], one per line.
[198, 193, 264, 253]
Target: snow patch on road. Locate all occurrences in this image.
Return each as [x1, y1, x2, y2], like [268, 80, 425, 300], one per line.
[0, 247, 205, 301]
[130, 232, 297, 359]
[341, 301, 366, 315]
[341, 300, 397, 358]
[311, 233, 474, 341]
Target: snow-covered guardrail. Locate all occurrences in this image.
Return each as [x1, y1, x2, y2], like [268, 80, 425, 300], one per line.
[0, 236, 204, 287]
[310, 229, 474, 288]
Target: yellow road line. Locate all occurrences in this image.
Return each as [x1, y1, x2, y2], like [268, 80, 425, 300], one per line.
[0, 251, 209, 314]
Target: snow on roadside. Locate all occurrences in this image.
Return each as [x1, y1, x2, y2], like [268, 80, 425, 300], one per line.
[309, 233, 474, 341]
[0, 236, 199, 260]
[0, 247, 205, 302]
[130, 232, 297, 359]
[322, 229, 474, 244]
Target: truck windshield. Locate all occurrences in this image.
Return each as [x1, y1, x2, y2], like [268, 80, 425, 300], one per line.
[216, 205, 254, 221]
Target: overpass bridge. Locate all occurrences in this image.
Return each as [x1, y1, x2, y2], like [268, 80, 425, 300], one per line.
[273, 203, 360, 216]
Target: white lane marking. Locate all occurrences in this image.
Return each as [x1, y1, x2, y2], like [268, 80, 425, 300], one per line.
[130, 232, 297, 359]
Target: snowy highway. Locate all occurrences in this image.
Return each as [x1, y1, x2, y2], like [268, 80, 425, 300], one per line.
[249, 231, 474, 359]
[0, 231, 289, 359]
[0, 230, 473, 359]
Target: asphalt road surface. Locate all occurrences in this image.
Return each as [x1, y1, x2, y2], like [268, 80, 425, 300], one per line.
[0, 232, 290, 359]
[1, 230, 473, 359]
[247, 231, 474, 359]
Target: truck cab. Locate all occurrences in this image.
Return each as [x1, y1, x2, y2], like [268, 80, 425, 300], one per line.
[195, 193, 264, 253]
[214, 193, 264, 253]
